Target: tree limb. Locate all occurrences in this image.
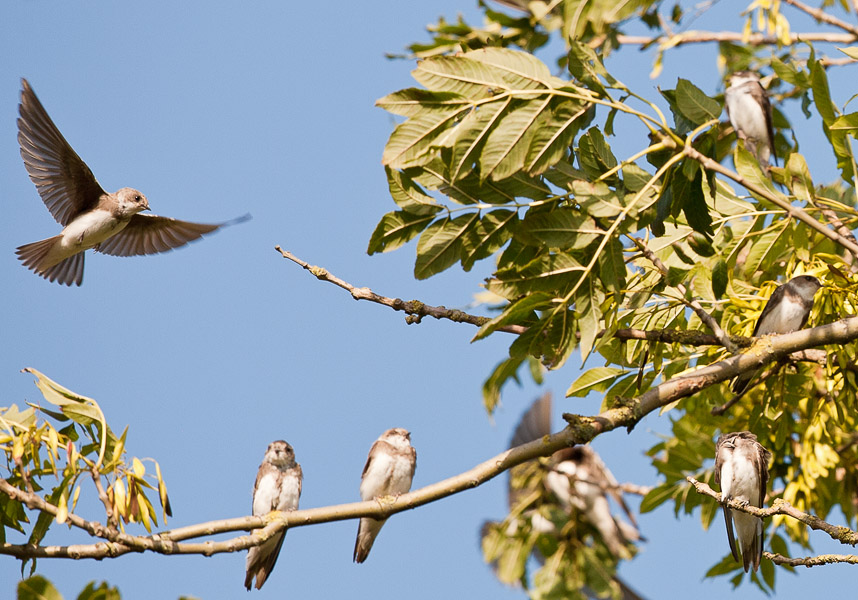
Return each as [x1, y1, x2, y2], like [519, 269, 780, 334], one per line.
[274, 246, 526, 334]
[612, 31, 857, 48]
[687, 477, 858, 546]
[765, 552, 858, 567]
[782, 0, 858, 37]
[5, 318, 857, 561]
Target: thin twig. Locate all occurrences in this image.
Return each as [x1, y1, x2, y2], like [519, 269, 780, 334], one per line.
[684, 146, 858, 263]
[275, 248, 765, 349]
[687, 477, 858, 545]
[765, 552, 858, 567]
[613, 31, 857, 47]
[782, 0, 858, 36]
[275, 247, 526, 334]
[631, 238, 738, 353]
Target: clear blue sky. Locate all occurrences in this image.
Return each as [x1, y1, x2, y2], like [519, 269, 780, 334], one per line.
[0, 2, 854, 599]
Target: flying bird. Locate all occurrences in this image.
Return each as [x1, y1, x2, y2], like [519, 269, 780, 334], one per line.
[732, 275, 822, 394]
[245, 440, 302, 591]
[724, 71, 776, 169]
[15, 78, 248, 286]
[354, 427, 417, 563]
[510, 394, 642, 558]
[482, 394, 645, 600]
[714, 431, 771, 573]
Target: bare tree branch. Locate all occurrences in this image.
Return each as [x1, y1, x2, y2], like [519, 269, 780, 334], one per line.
[783, 0, 858, 37]
[5, 318, 856, 561]
[612, 31, 857, 48]
[765, 552, 858, 567]
[687, 477, 858, 546]
[683, 145, 858, 263]
[274, 247, 761, 349]
[274, 246, 526, 334]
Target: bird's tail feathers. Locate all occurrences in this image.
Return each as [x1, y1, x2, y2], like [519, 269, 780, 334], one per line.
[353, 517, 385, 563]
[16, 237, 83, 286]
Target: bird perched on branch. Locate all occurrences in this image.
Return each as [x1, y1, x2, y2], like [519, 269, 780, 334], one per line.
[245, 441, 302, 590]
[731, 275, 822, 395]
[353, 427, 417, 563]
[725, 71, 776, 169]
[15, 78, 248, 286]
[714, 431, 771, 573]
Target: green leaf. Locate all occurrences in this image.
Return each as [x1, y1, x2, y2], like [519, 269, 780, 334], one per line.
[482, 356, 525, 414]
[671, 165, 712, 235]
[525, 100, 590, 175]
[566, 367, 626, 397]
[712, 259, 728, 299]
[18, 576, 63, 600]
[578, 127, 618, 180]
[472, 291, 554, 341]
[488, 252, 585, 299]
[375, 88, 468, 117]
[367, 211, 434, 254]
[598, 236, 626, 293]
[742, 225, 788, 278]
[572, 180, 623, 218]
[414, 213, 477, 279]
[461, 209, 518, 271]
[675, 78, 721, 125]
[830, 112, 858, 131]
[413, 56, 510, 96]
[465, 47, 558, 90]
[77, 581, 122, 600]
[640, 482, 678, 513]
[576, 278, 601, 362]
[838, 46, 858, 60]
[382, 108, 466, 169]
[480, 98, 552, 182]
[733, 145, 788, 204]
[386, 168, 443, 216]
[449, 98, 511, 180]
[784, 153, 813, 204]
[518, 210, 600, 250]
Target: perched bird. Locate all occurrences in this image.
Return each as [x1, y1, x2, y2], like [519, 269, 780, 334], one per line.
[482, 394, 645, 600]
[354, 428, 417, 563]
[15, 78, 247, 286]
[724, 71, 776, 168]
[714, 431, 771, 573]
[732, 275, 822, 394]
[245, 441, 302, 590]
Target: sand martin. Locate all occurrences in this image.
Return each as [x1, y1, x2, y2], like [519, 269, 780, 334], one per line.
[353, 427, 417, 563]
[714, 431, 771, 573]
[725, 71, 776, 168]
[245, 441, 302, 590]
[732, 275, 822, 394]
[482, 394, 645, 599]
[15, 78, 247, 286]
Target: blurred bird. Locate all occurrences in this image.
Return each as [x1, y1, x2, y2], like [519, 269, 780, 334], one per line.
[714, 431, 771, 573]
[482, 393, 645, 600]
[354, 428, 417, 563]
[15, 78, 248, 286]
[732, 275, 822, 394]
[724, 71, 776, 169]
[245, 441, 302, 590]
